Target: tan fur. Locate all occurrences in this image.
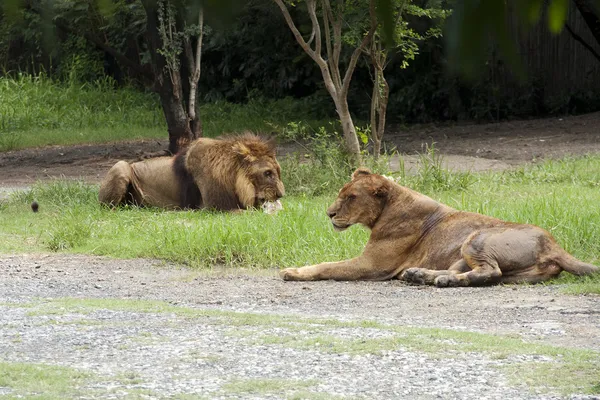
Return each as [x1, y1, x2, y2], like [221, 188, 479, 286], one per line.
[280, 168, 599, 287]
[98, 133, 285, 211]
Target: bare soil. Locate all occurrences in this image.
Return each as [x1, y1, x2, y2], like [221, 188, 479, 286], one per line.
[1, 111, 600, 186]
[1, 113, 600, 398]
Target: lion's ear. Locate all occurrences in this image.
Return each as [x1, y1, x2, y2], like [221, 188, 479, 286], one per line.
[265, 135, 278, 153]
[372, 182, 389, 198]
[352, 168, 372, 180]
[233, 142, 257, 162]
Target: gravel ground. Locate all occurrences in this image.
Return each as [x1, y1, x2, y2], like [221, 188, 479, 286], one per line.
[1, 254, 599, 399]
[2, 113, 600, 398]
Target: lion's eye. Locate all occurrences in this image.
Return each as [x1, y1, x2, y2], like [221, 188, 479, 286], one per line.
[264, 170, 273, 178]
[347, 194, 356, 201]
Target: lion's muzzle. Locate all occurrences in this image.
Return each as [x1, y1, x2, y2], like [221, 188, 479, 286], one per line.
[256, 184, 285, 205]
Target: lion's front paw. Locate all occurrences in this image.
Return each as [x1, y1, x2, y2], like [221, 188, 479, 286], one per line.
[434, 275, 459, 288]
[400, 268, 426, 285]
[279, 268, 301, 281]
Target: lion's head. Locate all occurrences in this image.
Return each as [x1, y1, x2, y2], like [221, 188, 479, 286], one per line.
[326, 168, 390, 231]
[231, 135, 285, 207]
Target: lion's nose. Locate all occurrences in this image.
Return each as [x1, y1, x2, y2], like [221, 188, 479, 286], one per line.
[327, 210, 336, 219]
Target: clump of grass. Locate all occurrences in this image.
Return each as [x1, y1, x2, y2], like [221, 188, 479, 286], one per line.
[0, 361, 91, 399]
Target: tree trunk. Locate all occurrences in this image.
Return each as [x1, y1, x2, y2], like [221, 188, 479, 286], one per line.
[366, 0, 389, 159]
[369, 45, 389, 159]
[142, 0, 200, 154]
[336, 99, 362, 160]
[158, 86, 196, 154]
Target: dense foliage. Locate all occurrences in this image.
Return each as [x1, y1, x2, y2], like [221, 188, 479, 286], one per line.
[1, 0, 600, 123]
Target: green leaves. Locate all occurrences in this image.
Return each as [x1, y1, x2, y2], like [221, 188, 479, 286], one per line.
[1, 0, 25, 22]
[376, 0, 394, 48]
[548, 0, 569, 33]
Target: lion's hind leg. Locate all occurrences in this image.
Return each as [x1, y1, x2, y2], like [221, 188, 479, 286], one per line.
[401, 260, 470, 285]
[433, 255, 502, 288]
[99, 161, 135, 207]
[433, 227, 544, 287]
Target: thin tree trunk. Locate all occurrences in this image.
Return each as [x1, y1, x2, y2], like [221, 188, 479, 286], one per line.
[142, 0, 199, 154]
[367, 0, 389, 159]
[370, 66, 389, 158]
[184, 6, 204, 138]
[336, 99, 362, 158]
[273, 0, 373, 165]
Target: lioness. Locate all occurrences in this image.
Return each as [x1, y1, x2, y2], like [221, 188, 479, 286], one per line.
[280, 168, 599, 286]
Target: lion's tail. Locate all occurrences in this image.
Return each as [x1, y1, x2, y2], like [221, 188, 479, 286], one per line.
[557, 253, 600, 276]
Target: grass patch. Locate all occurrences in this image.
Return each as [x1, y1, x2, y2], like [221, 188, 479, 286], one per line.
[14, 297, 600, 396]
[0, 75, 331, 151]
[0, 361, 90, 399]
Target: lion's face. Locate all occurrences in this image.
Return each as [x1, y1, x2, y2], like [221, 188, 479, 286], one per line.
[248, 158, 285, 206]
[326, 169, 389, 231]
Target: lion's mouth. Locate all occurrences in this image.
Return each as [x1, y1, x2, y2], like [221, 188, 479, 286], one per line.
[331, 221, 350, 231]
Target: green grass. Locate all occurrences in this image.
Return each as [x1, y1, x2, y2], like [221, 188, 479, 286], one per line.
[0, 74, 330, 151]
[0, 181, 368, 267]
[0, 361, 91, 399]
[1, 155, 600, 293]
[6, 297, 600, 396]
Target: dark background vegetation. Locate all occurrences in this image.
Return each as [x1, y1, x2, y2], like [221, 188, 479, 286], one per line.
[2, 0, 600, 124]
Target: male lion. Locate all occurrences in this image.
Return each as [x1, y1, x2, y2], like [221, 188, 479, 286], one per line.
[98, 133, 285, 211]
[280, 168, 599, 286]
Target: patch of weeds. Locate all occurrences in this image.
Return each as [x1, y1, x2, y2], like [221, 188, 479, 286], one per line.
[46, 219, 92, 251]
[505, 359, 600, 396]
[287, 390, 360, 400]
[132, 331, 158, 345]
[411, 142, 475, 192]
[25, 298, 190, 317]
[115, 371, 144, 385]
[183, 350, 222, 363]
[170, 393, 211, 400]
[0, 131, 22, 151]
[0, 361, 91, 399]
[551, 273, 600, 295]
[222, 377, 319, 396]
[256, 333, 402, 355]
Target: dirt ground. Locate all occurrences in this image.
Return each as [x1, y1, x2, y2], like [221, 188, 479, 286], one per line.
[1, 113, 600, 399]
[1, 111, 600, 186]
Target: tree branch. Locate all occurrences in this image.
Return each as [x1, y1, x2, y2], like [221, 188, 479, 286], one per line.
[331, 0, 343, 73]
[321, 0, 339, 88]
[565, 23, 600, 62]
[340, 21, 374, 98]
[54, 18, 154, 83]
[306, 0, 323, 62]
[273, 0, 322, 65]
